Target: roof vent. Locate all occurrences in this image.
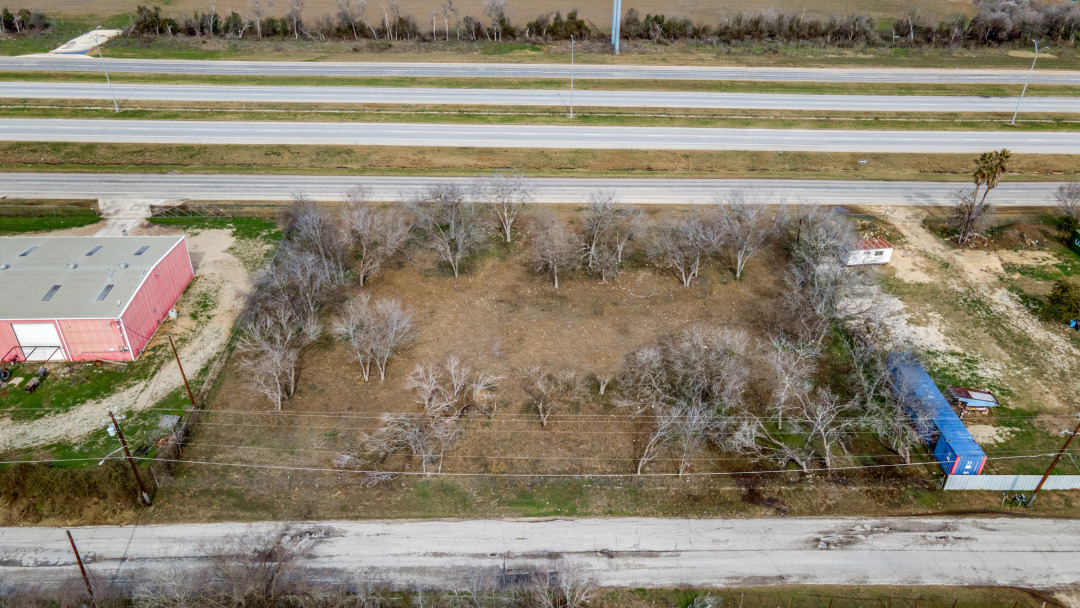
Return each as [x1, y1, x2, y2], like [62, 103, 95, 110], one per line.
[68, 262, 78, 269]
[119, 262, 129, 269]
[85, 245, 103, 257]
[0, 263, 8, 270]
[19, 246, 37, 257]
[42, 285, 61, 302]
[135, 245, 150, 256]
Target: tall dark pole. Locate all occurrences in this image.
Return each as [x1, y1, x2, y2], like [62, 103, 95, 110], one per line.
[169, 335, 197, 409]
[1027, 416, 1080, 506]
[109, 410, 152, 506]
[66, 530, 94, 602]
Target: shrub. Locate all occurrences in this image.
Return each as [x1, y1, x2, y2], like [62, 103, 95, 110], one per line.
[1044, 277, 1080, 322]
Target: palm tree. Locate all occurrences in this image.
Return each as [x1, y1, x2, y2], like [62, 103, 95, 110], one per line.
[954, 148, 1010, 246]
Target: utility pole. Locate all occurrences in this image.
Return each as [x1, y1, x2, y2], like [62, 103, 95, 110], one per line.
[569, 35, 574, 119]
[92, 26, 120, 113]
[1011, 39, 1043, 125]
[169, 336, 197, 409]
[610, 0, 621, 54]
[109, 410, 152, 506]
[1027, 414, 1080, 506]
[66, 530, 94, 602]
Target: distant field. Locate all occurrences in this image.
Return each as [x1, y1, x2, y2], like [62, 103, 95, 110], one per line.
[26, 0, 973, 24]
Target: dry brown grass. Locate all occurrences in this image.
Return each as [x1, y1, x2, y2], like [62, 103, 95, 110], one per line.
[4, 142, 1080, 181]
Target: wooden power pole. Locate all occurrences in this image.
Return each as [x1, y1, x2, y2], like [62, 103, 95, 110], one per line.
[169, 335, 197, 409]
[1028, 415, 1080, 506]
[109, 410, 152, 506]
[66, 530, 94, 602]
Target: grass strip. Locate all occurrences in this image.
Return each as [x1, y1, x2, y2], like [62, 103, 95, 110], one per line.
[2, 101, 1078, 131]
[3, 142, 1079, 182]
[4, 70, 1080, 97]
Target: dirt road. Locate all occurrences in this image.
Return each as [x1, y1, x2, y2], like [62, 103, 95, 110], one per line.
[2, 517, 1078, 591]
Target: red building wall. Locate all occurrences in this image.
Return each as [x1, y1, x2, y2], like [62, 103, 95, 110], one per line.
[0, 320, 23, 362]
[57, 318, 128, 361]
[120, 239, 194, 358]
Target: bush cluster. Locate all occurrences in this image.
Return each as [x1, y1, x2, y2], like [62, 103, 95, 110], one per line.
[0, 7, 49, 34]
[121, 0, 1080, 47]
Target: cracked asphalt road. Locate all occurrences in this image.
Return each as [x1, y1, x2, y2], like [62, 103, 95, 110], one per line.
[2, 517, 1077, 590]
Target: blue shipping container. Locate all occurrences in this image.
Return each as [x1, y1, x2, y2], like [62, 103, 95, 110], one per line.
[886, 354, 987, 475]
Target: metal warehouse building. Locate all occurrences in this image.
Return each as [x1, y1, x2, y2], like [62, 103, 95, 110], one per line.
[0, 236, 193, 362]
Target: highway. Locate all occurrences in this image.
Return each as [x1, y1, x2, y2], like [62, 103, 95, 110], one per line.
[3, 118, 1079, 153]
[2, 517, 1079, 590]
[0, 173, 1065, 205]
[4, 82, 1078, 113]
[3, 56, 1079, 85]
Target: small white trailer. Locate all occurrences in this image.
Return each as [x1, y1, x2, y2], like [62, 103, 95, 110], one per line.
[846, 238, 893, 266]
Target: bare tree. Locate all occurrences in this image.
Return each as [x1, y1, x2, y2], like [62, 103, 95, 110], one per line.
[481, 0, 506, 41]
[441, 0, 457, 40]
[282, 194, 351, 284]
[1054, 181, 1080, 221]
[249, 0, 273, 38]
[618, 328, 755, 475]
[580, 191, 643, 283]
[525, 368, 584, 427]
[336, 0, 366, 38]
[286, 0, 305, 38]
[340, 186, 412, 287]
[798, 388, 861, 470]
[413, 183, 483, 278]
[647, 213, 713, 287]
[712, 189, 781, 279]
[369, 357, 501, 474]
[528, 572, 595, 608]
[209, 527, 312, 606]
[765, 335, 820, 430]
[334, 293, 414, 382]
[530, 212, 578, 290]
[238, 303, 306, 410]
[474, 171, 532, 243]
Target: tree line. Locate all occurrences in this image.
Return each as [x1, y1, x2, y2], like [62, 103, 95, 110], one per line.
[121, 0, 1079, 47]
[230, 176, 938, 480]
[0, 7, 48, 35]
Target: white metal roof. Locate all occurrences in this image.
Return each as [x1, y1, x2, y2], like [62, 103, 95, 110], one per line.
[0, 235, 185, 320]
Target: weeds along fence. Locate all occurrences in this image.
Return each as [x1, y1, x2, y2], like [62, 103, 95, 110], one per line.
[149, 202, 280, 219]
[0, 200, 99, 217]
[154, 233, 288, 478]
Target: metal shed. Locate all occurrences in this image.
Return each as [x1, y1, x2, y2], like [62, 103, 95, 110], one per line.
[0, 235, 193, 362]
[947, 386, 999, 412]
[886, 353, 987, 476]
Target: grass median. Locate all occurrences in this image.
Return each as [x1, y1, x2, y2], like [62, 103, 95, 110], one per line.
[2, 100, 1079, 131]
[3, 142, 1079, 182]
[4, 70, 1080, 98]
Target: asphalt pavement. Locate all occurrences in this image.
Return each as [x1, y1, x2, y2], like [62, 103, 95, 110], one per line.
[3, 56, 1079, 84]
[0, 172, 1066, 205]
[2, 517, 1078, 590]
[3, 118, 1078, 153]
[4, 82, 1077, 113]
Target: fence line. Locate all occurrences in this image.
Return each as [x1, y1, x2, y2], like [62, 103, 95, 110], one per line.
[943, 474, 1080, 491]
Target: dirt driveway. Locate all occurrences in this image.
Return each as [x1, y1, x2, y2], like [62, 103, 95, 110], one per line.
[0, 223, 254, 451]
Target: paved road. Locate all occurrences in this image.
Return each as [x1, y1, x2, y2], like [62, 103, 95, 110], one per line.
[4, 82, 1077, 113]
[0, 173, 1066, 205]
[3, 119, 1079, 153]
[4, 56, 1079, 85]
[2, 517, 1078, 590]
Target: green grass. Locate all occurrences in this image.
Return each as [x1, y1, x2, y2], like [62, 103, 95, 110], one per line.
[4, 101, 1078, 131]
[0, 342, 164, 421]
[7, 70, 1080, 97]
[149, 216, 281, 241]
[499, 480, 588, 516]
[0, 214, 100, 234]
